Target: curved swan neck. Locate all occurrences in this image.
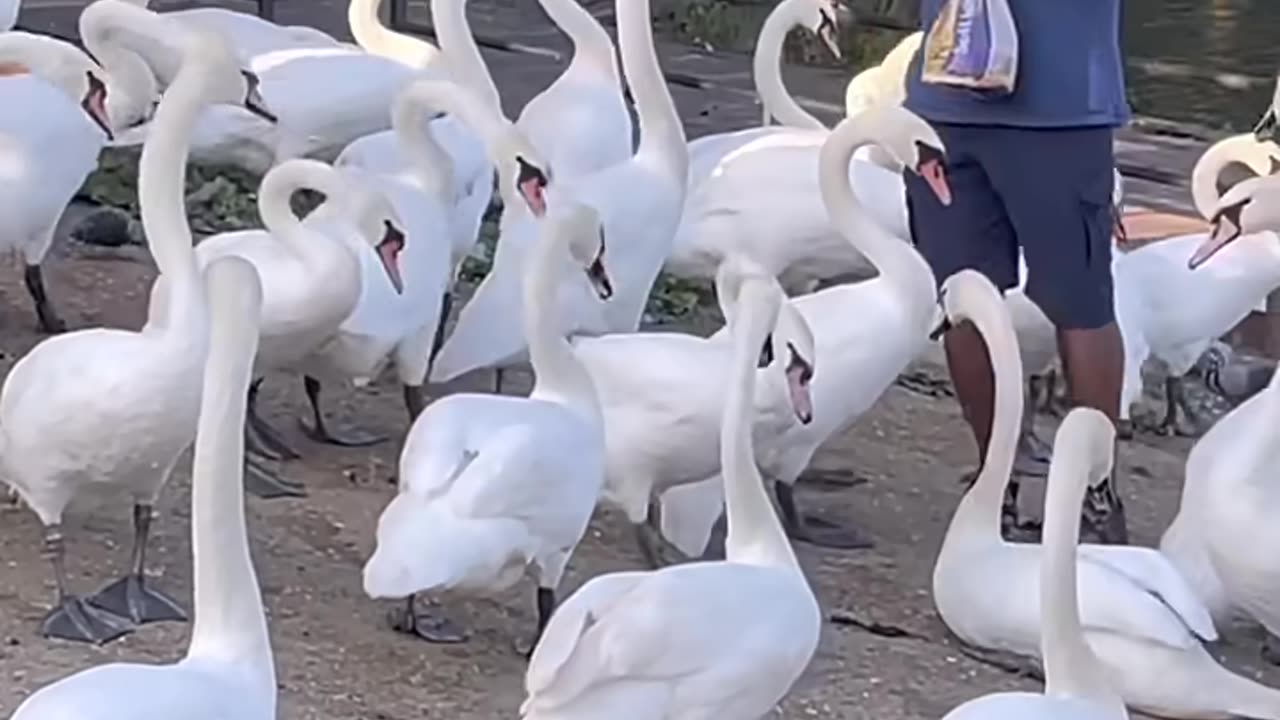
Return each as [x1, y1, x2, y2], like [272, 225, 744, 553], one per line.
[186, 261, 274, 682]
[524, 218, 601, 418]
[348, 0, 441, 68]
[393, 87, 454, 203]
[1040, 420, 1117, 708]
[946, 294, 1023, 539]
[618, 0, 687, 177]
[722, 279, 801, 570]
[819, 114, 935, 314]
[1190, 135, 1274, 220]
[538, 0, 617, 78]
[83, 3, 202, 319]
[431, 0, 501, 113]
[257, 160, 346, 255]
[753, 0, 824, 130]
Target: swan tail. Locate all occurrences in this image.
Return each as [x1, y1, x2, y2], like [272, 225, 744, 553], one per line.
[362, 503, 529, 599]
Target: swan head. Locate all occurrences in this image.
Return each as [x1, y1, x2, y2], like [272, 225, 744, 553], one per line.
[182, 29, 278, 123]
[503, 153, 550, 219]
[1189, 174, 1279, 269]
[553, 202, 612, 301]
[930, 268, 1004, 340]
[1254, 80, 1279, 143]
[764, 302, 816, 425]
[0, 33, 114, 139]
[363, 492, 438, 599]
[876, 107, 951, 205]
[346, 184, 407, 294]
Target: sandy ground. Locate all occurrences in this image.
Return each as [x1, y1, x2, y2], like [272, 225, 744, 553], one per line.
[0, 237, 1278, 720]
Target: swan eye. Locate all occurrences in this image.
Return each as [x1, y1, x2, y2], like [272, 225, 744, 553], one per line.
[757, 335, 775, 369]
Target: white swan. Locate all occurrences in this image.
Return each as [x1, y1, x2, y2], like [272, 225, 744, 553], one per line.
[124, 0, 341, 61]
[930, 268, 1280, 720]
[11, 257, 277, 720]
[0, 0, 276, 644]
[520, 262, 820, 720]
[300, 78, 549, 439]
[0, 0, 17, 30]
[941, 407, 1128, 720]
[572, 255, 816, 567]
[658, 106, 949, 553]
[517, 0, 632, 181]
[0, 31, 113, 333]
[430, 0, 688, 388]
[150, 156, 406, 498]
[844, 30, 919, 116]
[363, 201, 611, 649]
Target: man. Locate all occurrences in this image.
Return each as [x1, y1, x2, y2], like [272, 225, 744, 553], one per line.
[902, 0, 1130, 544]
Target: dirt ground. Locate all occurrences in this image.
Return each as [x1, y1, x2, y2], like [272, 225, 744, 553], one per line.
[0, 237, 1278, 720]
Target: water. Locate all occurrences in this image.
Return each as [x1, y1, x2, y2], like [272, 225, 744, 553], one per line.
[663, 0, 1280, 132]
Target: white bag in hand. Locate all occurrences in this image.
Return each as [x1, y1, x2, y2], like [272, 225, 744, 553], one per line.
[921, 0, 1019, 95]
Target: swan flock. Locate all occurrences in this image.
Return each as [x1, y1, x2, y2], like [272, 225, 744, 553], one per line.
[2, 0, 1280, 718]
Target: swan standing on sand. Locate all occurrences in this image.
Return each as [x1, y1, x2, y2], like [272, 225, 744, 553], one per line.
[941, 408, 1128, 720]
[573, 256, 816, 568]
[149, 156, 407, 498]
[660, 106, 950, 552]
[931, 268, 1280, 719]
[520, 264, 820, 720]
[0, 32, 113, 333]
[430, 0, 688, 390]
[363, 202, 612, 651]
[302, 78, 551, 438]
[0, 0, 277, 645]
[12, 258, 277, 720]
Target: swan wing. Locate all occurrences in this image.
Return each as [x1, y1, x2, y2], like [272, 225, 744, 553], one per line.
[1078, 543, 1218, 641]
[523, 563, 817, 716]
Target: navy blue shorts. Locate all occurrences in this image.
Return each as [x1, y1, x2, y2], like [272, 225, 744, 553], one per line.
[904, 124, 1116, 330]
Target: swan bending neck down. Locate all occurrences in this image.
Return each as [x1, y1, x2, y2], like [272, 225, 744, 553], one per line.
[1189, 133, 1280, 221]
[755, 0, 840, 129]
[348, 0, 441, 69]
[943, 409, 1128, 720]
[11, 258, 275, 720]
[520, 271, 819, 720]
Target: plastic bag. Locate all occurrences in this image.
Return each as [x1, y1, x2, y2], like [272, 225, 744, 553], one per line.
[921, 0, 1019, 95]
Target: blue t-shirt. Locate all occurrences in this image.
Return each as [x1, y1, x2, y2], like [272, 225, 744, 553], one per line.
[903, 0, 1131, 128]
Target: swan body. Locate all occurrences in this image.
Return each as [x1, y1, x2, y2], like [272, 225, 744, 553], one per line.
[930, 260, 1280, 720]
[521, 256, 819, 720]
[942, 403, 1128, 720]
[516, 0, 631, 181]
[574, 256, 816, 531]
[363, 203, 611, 638]
[0, 32, 113, 332]
[12, 257, 277, 720]
[430, 0, 688, 384]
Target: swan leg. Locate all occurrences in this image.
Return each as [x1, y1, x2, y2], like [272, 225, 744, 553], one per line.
[1000, 480, 1042, 542]
[245, 379, 301, 460]
[38, 525, 133, 645]
[1080, 473, 1128, 545]
[955, 642, 1044, 680]
[403, 384, 428, 422]
[1162, 374, 1211, 437]
[242, 453, 307, 499]
[794, 468, 863, 489]
[494, 367, 506, 394]
[297, 376, 387, 447]
[24, 264, 66, 334]
[1013, 402, 1051, 477]
[88, 504, 186, 624]
[428, 290, 453, 365]
[513, 587, 556, 659]
[387, 593, 467, 643]
[774, 481, 875, 550]
[1262, 634, 1280, 665]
